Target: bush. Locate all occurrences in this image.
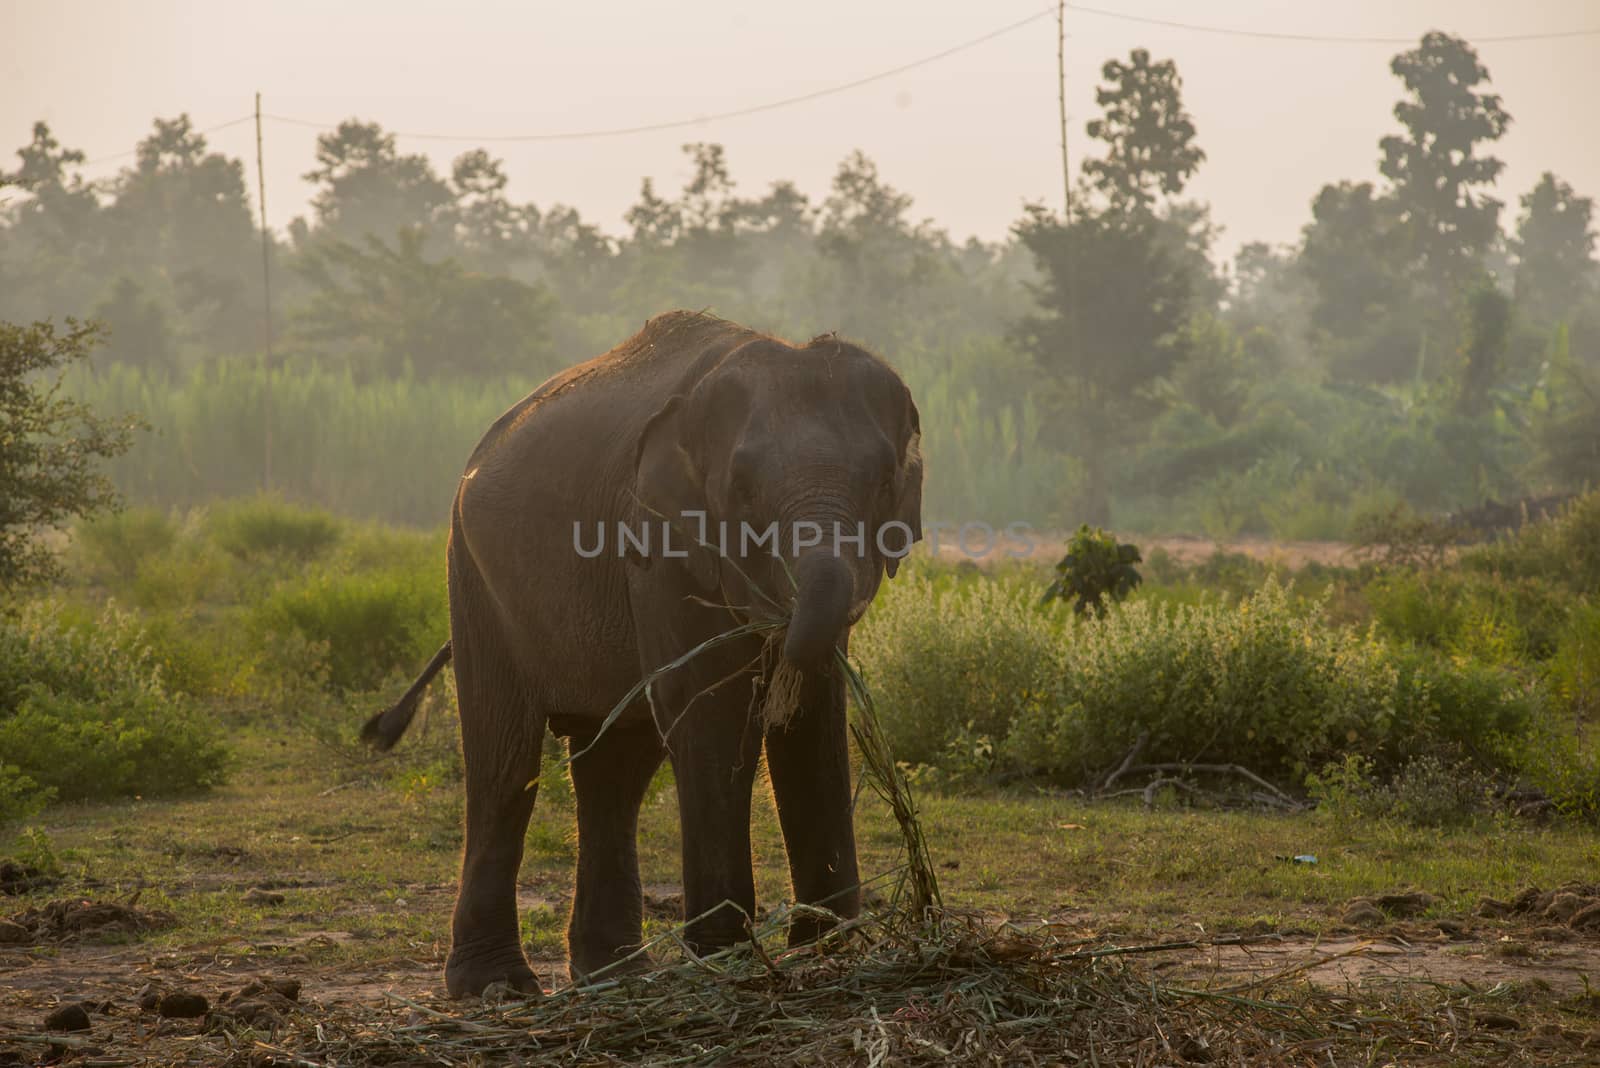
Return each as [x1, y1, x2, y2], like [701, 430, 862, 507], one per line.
[853, 568, 1066, 771]
[0, 603, 227, 814]
[1463, 488, 1600, 594]
[1008, 580, 1399, 783]
[206, 495, 342, 562]
[253, 565, 447, 692]
[1041, 525, 1142, 618]
[1386, 646, 1536, 767]
[72, 507, 178, 584]
[1308, 753, 1492, 828]
[1548, 603, 1600, 720]
[1366, 569, 1575, 662]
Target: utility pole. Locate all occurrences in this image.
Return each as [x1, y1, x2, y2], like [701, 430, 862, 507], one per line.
[254, 91, 274, 491]
[1057, 0, 1073, 224]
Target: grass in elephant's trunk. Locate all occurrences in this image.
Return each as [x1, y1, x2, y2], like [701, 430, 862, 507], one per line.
[561, 617, 941, 920]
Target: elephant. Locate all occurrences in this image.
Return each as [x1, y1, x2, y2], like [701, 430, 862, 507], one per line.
[363, 311, 923, 997]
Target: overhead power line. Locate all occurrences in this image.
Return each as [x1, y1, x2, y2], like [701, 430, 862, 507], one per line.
[1063, 2, 1600, 45]
[64, 5, 1600, 164]
[79, 114, 255, 168]
[261, 6, 1059, 144]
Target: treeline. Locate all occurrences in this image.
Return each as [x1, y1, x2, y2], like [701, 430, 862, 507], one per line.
[3, 31, 1596, 530]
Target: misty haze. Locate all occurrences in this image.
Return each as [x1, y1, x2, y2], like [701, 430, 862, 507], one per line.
[3, 3, 1600, 1062]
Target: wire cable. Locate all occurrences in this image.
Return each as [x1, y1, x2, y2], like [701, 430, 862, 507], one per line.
[1063, 2, 1600, 45]
[79, 114, 255, 168]
[261, 7, 1060, 143]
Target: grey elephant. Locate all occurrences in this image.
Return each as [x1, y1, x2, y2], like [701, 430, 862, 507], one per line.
[364, 311, 923, 997]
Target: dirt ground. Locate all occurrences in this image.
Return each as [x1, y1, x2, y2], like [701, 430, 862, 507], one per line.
[931, 531, 1357, 570]
[6, 885, 1600, 1065]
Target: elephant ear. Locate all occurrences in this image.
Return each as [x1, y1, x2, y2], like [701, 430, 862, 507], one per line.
[886, 405, 924, 579]
[632, 394, 720, 592]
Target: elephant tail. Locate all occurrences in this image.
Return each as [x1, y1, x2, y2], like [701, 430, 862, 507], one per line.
[361, 641, 453, 751]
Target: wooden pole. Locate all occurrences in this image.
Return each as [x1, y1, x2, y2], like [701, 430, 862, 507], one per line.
[255, 91, 274, 491]
[1057, 0, 1073, 223]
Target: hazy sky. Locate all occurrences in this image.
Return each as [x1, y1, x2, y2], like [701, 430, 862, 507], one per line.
[5, 0, 1598, 262]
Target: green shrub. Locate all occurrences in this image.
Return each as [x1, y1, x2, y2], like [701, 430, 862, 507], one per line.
[254, 565, 447, 692]
[0, 764, 49, 825]
[1308, 753, 1491, 828]
[206, 495, 342, 561]
[0, 604, 228, 812]
[1548, 603, 1600, 720]
[1386, 646, 1535, 767]
[1463, 488, 1600, 594]
[1008, 580, 1398, 784]
[1366, 569, 1574, 662]
[1041, 525, 1142, 618]
[853, 568, 1066, 771]
[71, 508, 178, 585]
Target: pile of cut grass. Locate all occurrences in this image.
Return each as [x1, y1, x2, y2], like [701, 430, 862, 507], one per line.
[174, 907, 1595, 1066]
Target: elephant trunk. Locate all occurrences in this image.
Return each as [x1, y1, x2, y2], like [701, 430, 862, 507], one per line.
[783, 553, 854, 670]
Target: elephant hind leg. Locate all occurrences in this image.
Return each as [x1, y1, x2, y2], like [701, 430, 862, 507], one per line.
[444, 582, 545, 998]
[566, 723, 665, 981]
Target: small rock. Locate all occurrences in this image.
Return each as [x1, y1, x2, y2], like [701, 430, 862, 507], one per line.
[0, 919, 28, 944]
[44, 1002, 91, 1032]
[242, 887, 286, 906]
[1570, 902, 1600, 929]
[157, 991, 209, 1019]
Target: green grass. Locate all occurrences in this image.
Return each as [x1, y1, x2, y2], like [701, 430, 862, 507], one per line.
[7, 726, 1597, 979]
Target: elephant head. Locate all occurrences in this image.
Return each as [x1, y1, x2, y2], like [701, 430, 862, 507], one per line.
[633, 335, 922, 668]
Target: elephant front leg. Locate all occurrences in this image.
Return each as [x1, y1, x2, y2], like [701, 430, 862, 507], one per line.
[566, 724, 665, 981]
[664, 680, 763, 955]
[765, 665, 861, 945]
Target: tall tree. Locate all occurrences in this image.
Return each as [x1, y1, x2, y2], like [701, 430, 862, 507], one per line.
[1083, 49, 1205, 216]
[1512, 172, 1597, 326]
[1299, 180, 1420, 382]
[302, 121, 452, 246]
[0, 124, 102, 321]
[1379, 32, 1511, 294]
[814, 151, 949, 343]
[449, 149, 527, 274]
[293, 227, 556, 379]
[0, 319, 137, 589]
[1455, 278, 1511, 416]
[105, 115, 260, 358]
[1013, 205, 1193, 523]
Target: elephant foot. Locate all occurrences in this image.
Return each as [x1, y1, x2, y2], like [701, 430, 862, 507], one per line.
[445, 944, 543, 999]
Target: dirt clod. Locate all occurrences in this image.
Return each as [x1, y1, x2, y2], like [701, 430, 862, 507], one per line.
[0, 859, 58, 896]
[44, 1002, 91, 1032]
[1342, 902, 1385, 927]
[6, 898, 175, 942]
[157, 991, 210, 1019]
[230, 976, 303, 1003]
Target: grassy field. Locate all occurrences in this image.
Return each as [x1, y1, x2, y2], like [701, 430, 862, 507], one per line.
[5, 497, 1600, 1063]
[7, 724, 1600, 1063]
